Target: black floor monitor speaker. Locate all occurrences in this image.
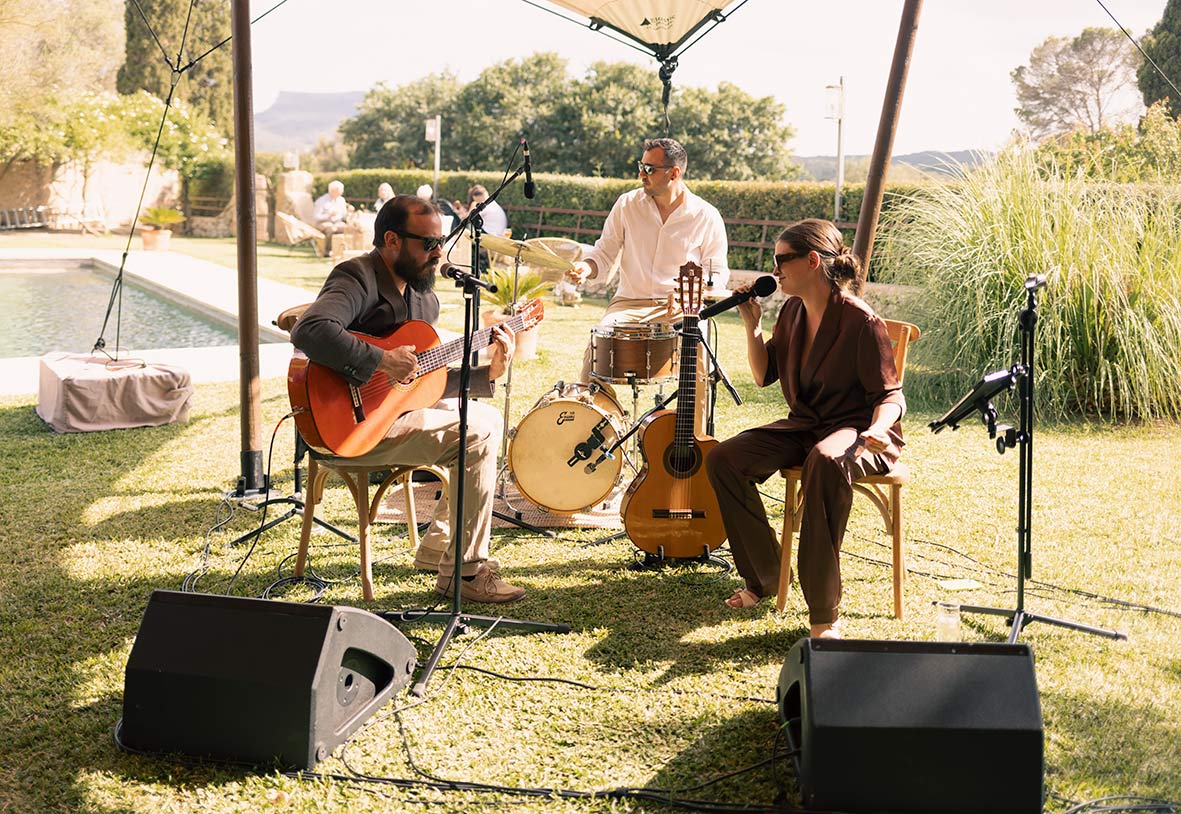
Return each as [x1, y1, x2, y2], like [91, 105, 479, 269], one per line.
[777, 639, 1043, 813]
[120, 590, 416, 769]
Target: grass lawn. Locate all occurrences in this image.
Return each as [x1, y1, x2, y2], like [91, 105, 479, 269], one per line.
[1, 234, 1179, 812]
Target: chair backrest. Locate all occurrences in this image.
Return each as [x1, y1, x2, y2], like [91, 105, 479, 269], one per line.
[275, 303, 313, 334]
[883, 319, 921, 387]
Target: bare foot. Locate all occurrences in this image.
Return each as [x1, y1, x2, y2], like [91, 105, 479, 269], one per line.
[810, 621, 842, 639]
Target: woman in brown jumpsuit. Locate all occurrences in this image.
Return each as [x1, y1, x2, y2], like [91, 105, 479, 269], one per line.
[705, 219, 905, 638]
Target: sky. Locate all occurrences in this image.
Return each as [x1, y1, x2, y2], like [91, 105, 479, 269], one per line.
[248, 0, 1167, 157]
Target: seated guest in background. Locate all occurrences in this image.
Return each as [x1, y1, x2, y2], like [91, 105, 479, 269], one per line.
[453, 184, 510, 237]
[416, 184, 459, 234]
[290, 194, 525, 603]
[313, 179, 350, 254]
[374, 182, 394, 211]
[705, 219, 905, 639]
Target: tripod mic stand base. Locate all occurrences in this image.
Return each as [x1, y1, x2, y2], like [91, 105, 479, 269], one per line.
[376, 610, 571, 697]
[492, 509, 556, 538]
[959, 603, 1126, 642]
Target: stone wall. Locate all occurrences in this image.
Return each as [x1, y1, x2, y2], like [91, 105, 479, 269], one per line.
[0, 158, 179, 231]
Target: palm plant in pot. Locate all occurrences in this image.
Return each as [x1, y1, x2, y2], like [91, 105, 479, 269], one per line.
[478, 266, 553, 361]
[139, 206, 186, 251]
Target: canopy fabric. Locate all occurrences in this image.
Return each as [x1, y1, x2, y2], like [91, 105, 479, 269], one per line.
[541, 0, 744, 59]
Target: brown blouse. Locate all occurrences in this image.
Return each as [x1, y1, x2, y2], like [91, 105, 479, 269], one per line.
[761, 286, 906, 460]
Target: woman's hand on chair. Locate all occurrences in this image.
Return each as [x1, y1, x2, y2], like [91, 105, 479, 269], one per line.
[859, 426, 891, 454]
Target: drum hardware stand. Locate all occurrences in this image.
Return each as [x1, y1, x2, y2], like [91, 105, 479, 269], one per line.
[489, 247, 555, 538]
[693, 328, 742, 435]
[929, 274, 1125, 643]
[583, 390, 679, 548]
[379, 263, 569, 698]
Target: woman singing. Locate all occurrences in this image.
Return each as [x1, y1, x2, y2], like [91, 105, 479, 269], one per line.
[705, 219, 905, 639]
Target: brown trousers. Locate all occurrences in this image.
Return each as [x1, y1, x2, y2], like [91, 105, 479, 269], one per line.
[705, 425, 888, 624]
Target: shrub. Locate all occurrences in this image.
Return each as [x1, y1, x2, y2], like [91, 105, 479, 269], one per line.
[876, 146, 1181, 421]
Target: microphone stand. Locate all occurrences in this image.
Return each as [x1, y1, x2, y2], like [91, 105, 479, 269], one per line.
[937, 276, 1124, 643]
[694, 327, 740, 436]
[446, 162, 553, 539]
[380, 264, 569, 698]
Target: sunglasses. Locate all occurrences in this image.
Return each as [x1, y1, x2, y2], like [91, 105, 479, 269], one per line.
[396, 230, 446, 251]
[637, 161, 676, 176]
[774, 252, 806, 270]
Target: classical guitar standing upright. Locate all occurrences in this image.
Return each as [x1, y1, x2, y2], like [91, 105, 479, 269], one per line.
[620, 262, 726, 559]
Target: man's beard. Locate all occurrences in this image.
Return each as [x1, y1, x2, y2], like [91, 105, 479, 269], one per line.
[396, 253, 437, 293]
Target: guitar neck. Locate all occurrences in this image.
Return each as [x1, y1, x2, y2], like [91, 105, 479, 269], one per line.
[674, 316, 699, 443]
[413, 310, 532, 375]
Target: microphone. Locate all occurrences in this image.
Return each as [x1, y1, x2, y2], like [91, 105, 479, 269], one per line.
[522, 139, 535, 199]
[441, 263, 498, 293]
[698, 275, 777, 319]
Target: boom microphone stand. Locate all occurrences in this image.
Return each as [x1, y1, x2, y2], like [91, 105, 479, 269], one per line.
[930, 274, 1125, 642]
[382, 160, 568, 698]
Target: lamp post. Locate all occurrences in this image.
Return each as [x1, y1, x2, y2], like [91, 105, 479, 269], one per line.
[424, 115, 442, 196]
[825, 76, 846, 222]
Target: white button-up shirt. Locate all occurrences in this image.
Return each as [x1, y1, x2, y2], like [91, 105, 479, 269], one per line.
[583, 187, 729, 299]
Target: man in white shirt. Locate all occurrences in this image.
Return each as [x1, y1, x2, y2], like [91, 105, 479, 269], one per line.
[313, 179, 350, 255]
[567, 138, 729, 431]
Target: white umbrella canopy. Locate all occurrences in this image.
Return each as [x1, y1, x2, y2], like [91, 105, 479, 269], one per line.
[537, 0, 748, 60]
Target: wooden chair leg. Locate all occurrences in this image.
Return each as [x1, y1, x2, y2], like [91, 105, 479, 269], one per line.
[776, 474, 800, 612]
[339, 471, 375, 602]
[891, 482, 904, 620]
[295, 458, 326, 579]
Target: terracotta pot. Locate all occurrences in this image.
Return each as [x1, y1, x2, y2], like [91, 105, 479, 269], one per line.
[481, 308, 539, 361]
[140, 228, 172, 251]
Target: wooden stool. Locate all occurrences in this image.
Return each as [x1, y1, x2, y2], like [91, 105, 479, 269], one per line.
[294, 457, 450, 601]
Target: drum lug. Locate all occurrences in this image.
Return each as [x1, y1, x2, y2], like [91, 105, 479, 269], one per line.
[507, 427, 517, 439]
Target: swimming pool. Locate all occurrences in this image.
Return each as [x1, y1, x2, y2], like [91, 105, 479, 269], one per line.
[0, 266, 262, 358]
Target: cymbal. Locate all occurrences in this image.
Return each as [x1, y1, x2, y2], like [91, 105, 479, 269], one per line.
[480, 234, 574, 272]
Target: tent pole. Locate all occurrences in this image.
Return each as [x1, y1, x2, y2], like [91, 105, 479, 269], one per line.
[231, 0, 264, 495]
[853, 0, 922, 279]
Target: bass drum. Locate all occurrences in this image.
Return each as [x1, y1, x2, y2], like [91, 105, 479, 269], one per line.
[507, 383, 626, 514]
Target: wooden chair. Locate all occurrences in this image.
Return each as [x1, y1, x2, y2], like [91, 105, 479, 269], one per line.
[275, 304, 450, 602]
[776, 319, 921, 619]
[295, 458, 449, 601]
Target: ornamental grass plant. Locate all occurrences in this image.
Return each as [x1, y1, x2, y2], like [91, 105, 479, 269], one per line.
[876, 146, 1181, 421]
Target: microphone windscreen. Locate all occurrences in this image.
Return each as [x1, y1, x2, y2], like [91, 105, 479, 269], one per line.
[752, 274, 778, 297]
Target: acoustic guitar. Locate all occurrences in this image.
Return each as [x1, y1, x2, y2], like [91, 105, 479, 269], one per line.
[288, 299, 544, 457]
[620, 262, 726, 559]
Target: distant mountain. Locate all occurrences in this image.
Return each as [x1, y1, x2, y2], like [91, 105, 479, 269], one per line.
[793, 150, 991, 182]
[254, 91, 365, 153]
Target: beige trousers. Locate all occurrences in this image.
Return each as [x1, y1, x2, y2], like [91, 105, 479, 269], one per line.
[339, 398, 501, 578]
[579, 296, 711, 434]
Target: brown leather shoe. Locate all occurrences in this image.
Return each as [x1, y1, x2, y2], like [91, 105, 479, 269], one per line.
[435, 565, 524, 603]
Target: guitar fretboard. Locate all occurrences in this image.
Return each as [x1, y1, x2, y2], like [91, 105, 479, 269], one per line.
[413, 310, 533, 375]
[674, 315, 699, 448]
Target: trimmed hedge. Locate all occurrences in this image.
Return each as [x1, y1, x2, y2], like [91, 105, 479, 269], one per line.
[316, 168, 924, 273]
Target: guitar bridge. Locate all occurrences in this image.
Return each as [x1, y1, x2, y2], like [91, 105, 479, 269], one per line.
[349, 384, 366, 423]
[652, 509, 705, 520]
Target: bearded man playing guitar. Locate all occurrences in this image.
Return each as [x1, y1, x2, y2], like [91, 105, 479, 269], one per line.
[290, 195, 526, 604]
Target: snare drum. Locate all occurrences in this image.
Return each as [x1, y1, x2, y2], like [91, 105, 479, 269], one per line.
[590, 322, 678, 384]
[507, 383, 626, 513]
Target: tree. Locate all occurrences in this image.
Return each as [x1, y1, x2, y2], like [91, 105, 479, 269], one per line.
[670, 82, 798, 180]
[1011, 27, 1143, 139]
[558, 61, 664, 177]
[1138, 0, 1181, 118]
[0, 0, 124, 167]
[116, 0, 235, 140]
[447, 53, 572, 172]
[339, 73, 461, 169]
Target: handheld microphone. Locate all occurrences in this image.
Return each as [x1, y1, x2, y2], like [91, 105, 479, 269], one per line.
[698, 275, 777, 319]
[522, 139, 535, 199]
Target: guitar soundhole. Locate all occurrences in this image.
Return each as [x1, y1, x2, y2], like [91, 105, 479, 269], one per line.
[663, 443, 702, 478]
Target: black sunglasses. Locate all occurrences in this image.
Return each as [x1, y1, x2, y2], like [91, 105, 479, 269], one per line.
[637, 161, 675, 175]
[395, 230, 446, 251]
[774, 252, 806, 270]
